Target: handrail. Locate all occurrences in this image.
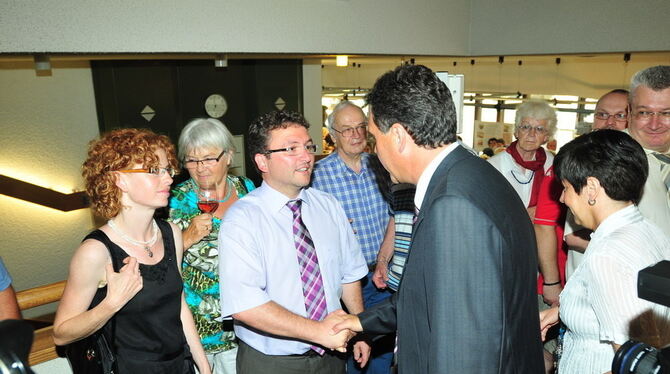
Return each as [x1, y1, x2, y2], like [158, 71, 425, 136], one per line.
[17, 280, 66, 311]
[16, 280, 66, 367]
[0, 175, 88, 211]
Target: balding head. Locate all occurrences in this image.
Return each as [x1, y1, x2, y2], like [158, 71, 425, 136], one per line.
[593, 89, 629, 131]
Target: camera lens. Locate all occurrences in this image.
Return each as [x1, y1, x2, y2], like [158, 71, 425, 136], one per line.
[612, 340, 660, 374]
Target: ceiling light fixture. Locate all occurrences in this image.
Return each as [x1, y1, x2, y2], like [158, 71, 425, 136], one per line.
[336, 55, 348, 67]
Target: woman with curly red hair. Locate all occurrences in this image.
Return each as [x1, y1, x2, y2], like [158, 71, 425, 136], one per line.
[53, 128, 211, 374]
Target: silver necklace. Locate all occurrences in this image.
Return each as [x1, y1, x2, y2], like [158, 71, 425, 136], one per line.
[108, 219, 158, 257]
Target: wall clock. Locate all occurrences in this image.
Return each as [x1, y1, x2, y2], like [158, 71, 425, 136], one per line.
[204, 94, 227, 118]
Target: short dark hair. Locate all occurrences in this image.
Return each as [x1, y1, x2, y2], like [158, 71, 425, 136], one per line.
[248, 110, 310, 172]
[366, 65, 457, 148]
[554, 129, 648, 205]
[488, 137, 498, 143]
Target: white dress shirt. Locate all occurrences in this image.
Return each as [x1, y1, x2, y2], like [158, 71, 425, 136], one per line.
[414, 142, 459, 210]
[219, 182, 368, 355]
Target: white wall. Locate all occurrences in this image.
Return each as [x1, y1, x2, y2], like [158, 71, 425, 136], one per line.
[0, 61, 99, 317]
[2, 1, 667, 57]
[469, 0, 670, 55]
[0, 0, 470, 55]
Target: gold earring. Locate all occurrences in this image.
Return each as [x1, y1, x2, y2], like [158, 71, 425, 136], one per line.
[588, 198, 596, 206]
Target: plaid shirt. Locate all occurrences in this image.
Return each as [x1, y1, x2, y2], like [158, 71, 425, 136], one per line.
[311, 152, 390, 264]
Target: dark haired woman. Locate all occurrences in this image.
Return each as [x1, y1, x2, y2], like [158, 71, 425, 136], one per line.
[540, 130, 670, 373]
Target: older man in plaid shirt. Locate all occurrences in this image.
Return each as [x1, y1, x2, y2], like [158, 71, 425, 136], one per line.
[311, 101, 394, 374]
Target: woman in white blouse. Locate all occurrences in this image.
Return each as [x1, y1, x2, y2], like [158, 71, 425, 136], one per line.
[540, 129, 670, 374]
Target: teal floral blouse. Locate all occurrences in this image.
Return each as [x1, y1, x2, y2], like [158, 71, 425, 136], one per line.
[168, 175, 255, 353]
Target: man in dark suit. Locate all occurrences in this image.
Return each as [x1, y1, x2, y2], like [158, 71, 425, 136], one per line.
[333, 65, 544, 373]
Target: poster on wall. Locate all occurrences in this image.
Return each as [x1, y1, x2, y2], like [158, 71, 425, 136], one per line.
[473, 120, 514, 152]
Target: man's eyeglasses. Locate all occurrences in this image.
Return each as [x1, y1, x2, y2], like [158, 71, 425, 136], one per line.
[263, 144, 317, 156]
[634, 110, 670, 124]
[331, 124, 367, 138]
[517, 124, 548, 134]
[594, 112, 628, 122]
[117, 167, 177, 177]
[183, 150, 226, 169]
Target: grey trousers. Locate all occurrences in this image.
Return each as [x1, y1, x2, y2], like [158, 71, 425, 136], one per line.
[236, 340, 345, 374]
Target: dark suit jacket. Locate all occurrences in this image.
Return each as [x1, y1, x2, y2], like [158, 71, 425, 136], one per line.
[359, 145, 544, 373]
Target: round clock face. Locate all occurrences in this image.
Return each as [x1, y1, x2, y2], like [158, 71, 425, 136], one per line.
[205, 94, 227, 118]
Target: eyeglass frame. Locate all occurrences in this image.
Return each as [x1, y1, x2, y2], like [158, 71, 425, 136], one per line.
[633, 110, 670, 123]
[116, 167, 177, 177]
[331, 123, 368, 138]
[594, 111, 628, 122]
[517, 123, 549, 134]
[183, 150, 227, 169]
[263, 144, 318, 156]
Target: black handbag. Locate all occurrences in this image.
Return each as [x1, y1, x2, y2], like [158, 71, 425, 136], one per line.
[63, 327, 116, 374]
[63, 230, 119, 373]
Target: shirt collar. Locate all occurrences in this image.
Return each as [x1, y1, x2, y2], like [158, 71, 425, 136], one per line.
[414, 142, 459, 210]
[334, 151, 369, 174]
[590, 204, 641, 241]
[258, 181, 311, 214]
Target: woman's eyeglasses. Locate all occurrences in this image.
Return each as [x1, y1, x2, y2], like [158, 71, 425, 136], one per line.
[183, 150, 226, 169]
[116, 167, 177, 177]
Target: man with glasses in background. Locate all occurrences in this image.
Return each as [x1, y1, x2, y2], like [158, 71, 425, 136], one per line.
[558, 89, 631, 279]
[563, 69, 670, 280]
[592, 89, 630, 130]
[219, 110, 370, 373]
[627, 65, 670, 232]
[311, 101, 394, 374]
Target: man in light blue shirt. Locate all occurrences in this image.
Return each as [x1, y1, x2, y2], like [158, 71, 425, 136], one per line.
[311, 101, 394, 374]
[219, 110, 370, 374]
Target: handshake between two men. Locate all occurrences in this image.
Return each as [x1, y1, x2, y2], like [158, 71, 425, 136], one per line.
[318, 309, 369, 367]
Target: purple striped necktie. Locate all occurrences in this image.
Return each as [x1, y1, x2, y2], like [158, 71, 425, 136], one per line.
[287, 199, 327, 355]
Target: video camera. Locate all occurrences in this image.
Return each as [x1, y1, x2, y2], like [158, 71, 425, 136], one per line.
[612, 260, 670, 374]
[0, 320, 34, 374]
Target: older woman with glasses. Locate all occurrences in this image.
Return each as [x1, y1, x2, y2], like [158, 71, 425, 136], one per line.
[488, 100, 559, 372]
[168, 118, 255, 374]
[488, 100, 557, 213]
[53, 128, 210, 373]
[540, 130, 670, 373]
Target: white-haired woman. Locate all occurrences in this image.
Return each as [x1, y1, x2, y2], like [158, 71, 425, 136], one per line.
[488, 100, 557, 212]
[168, 118, 255, 374]
[488, 100, 559, 372]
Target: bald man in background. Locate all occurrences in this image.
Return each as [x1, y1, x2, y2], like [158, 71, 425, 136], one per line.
[592, 89, 629, 131]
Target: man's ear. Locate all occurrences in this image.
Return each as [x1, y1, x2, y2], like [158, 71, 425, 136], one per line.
[390, 123, 408, 153]
[254, 153, 269, 173]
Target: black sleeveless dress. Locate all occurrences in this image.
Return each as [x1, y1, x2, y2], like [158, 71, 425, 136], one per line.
[85, 220, 195, 374]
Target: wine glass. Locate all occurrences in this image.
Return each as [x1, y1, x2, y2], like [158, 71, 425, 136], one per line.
[197, 184, 218, 241]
